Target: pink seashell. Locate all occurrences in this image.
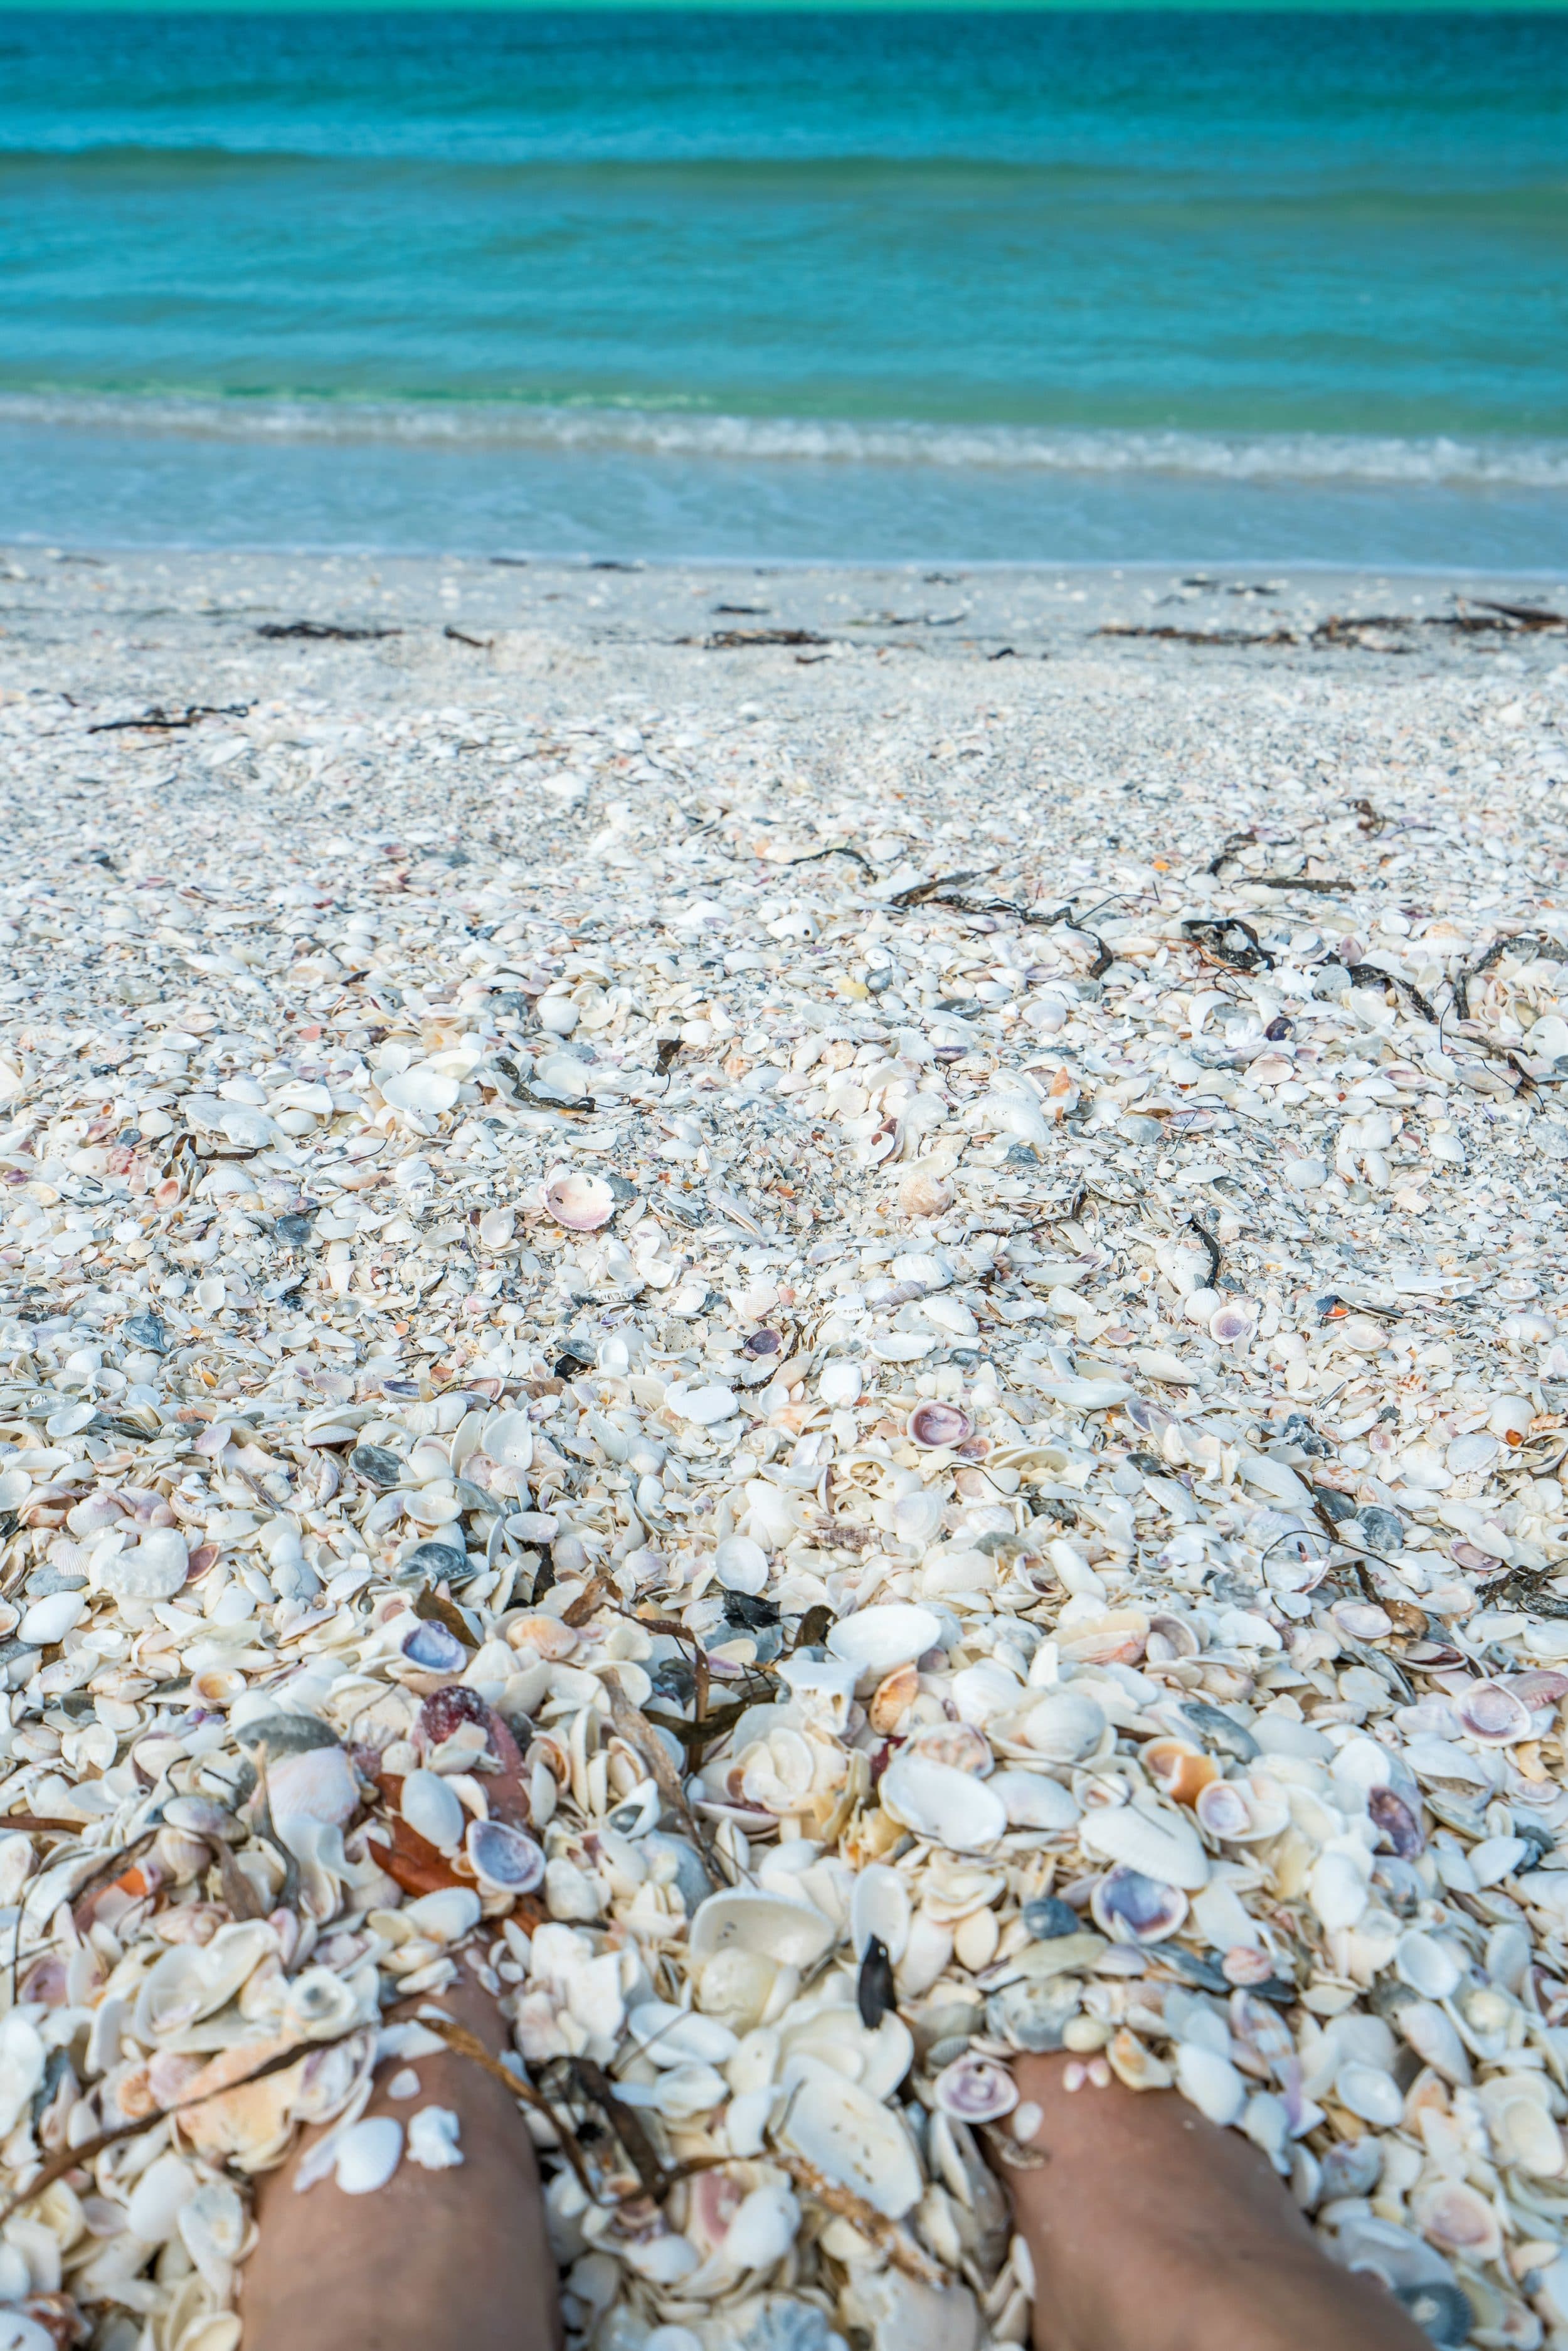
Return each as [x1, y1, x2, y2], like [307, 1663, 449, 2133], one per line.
[1512, 1670, 1568, 1709]
[544, 1170, 614, 1231]
[907, 1401, 973, 1450]
[933, 2055, 1017, 2123]
[1458, 1682, 1532, 1745]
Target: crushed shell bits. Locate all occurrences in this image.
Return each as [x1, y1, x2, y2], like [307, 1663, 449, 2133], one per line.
[0, 586, 1566, 2351]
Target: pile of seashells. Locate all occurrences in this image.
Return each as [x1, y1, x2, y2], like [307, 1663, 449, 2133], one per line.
[0, 669, 1567, 2351]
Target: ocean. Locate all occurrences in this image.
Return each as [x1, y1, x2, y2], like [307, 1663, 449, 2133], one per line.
[1, 8, 1565, 567]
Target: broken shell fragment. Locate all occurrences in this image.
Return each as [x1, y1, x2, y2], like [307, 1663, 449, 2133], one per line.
[827, 1603, 942, 1680]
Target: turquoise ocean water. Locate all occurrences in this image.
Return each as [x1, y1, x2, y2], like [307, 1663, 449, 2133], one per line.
[1, 9, 1565, 565]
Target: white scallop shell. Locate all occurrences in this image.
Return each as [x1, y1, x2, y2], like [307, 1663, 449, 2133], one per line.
[715, 1535, 770, 1595]
[879, 1753, 1007, 1852]
[334, 2116, 403, 2195]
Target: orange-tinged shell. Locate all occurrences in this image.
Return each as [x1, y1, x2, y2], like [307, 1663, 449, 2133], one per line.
[1144, 1739, 1219, 1805]
[869, 1663, 919, 1734]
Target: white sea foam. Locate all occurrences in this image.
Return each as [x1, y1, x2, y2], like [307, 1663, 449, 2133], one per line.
[2, 393, 1565, 491]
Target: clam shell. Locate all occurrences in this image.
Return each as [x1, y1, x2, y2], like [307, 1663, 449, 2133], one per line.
[851, 1863, 912, 1965]
[1090, 1865, 1187, 1945]
[1078, 1799, 1209, 1890]
[400, 1768, 465, 1854]
[466, 1818, 545, 1893]
[907, 1402, 973, 1450]
[1456, 1680, 1532, 1744]
[1020, 1690, 1107, 1764]
[689, 1890, 836, 1968]
[1173, 2044, 1246, 2126]
[544, 1170, 615, 1231]
[879, 1753, 1007, 1852]
[989, 1771, 1080, 1832]
[780, 2076, 923, 2219]
[827, 1603, 941, 1680]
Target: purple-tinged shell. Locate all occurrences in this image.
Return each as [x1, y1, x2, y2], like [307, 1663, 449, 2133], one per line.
[1089, 1864, 1188, 1945]
[932, 2054, 1017, 2123]
[400, 1620, 469, 1674]
[907, 1401, 973, 1450]
[1367, 1785, 1425, 1859]
[465, 1818, 546, 1894]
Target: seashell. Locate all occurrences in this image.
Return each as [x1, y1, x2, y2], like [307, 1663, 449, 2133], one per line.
[819, 1360, 864, 1408]
[907, 1402, 973, 1450]
[989, 1771, 1080, 1832]
[1365, 1785, 1424, 1858]
[483, 1410, 534, 1472]
[334, 2116, 404, 2195]
[1491, 2093, 1564, 2176]
[1143, 1739, 1218, 1806]
[1446, 1431, 1498, 1477]
[400, 1769, 465, 1854]
[466, 1818, 546, 1894]
[1395, 1929, 1463, 2002]
[407, 2106, 464, 2170]
[1208, 1299, 1259, 1347]
[1398, 1999, 1472, 2085]
[932, 2054, 1017, 2123]
[868, 1663, 919, 1733]
[398, 1618, 469, 1674]
[898, 1168, 953, 1218]
[100, 1526, 191, 1603]
[910, 1721, 992, 1777]
[1145, 1612, 1199, 1662]
[1456, 1681, 1532, 1744]
[1392, 2284, 1476, 2349]
[1510, 1668, 1568, 1708]
[1308, 1849, 1370, 1933]
[879, 1753, 1007, 1852]
[265, 1744, 359, 1834]
[780, 2076, 923, 2219]
[1411, 2178, 1502, 2264]
[1336, 2062, 1404, 2127]
[1194, 1774, 1289, 1845]
[689, 1890, 835, 1968]
[1022, 1894, 1081, 1941]
[403, 1887, 482, 1943]
[544, 1170, 614, 1231]
[1078, 1798, 1209, 1890]
[1174, 2043, 1246, 2126]
[851, 1863, 912, 1965]
[1020, 1690, 1107, 1764]
[716, 1536, 770, 1595]
[1090, 1865, 1187, 1945]
[1180, 1703, 1259, 1764]
[827, 1603, 942, 1680]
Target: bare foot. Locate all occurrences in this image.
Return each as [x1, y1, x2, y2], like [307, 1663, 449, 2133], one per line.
[1003, 2052, 1431, 2351]
[242, 1966, 560, 2351]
